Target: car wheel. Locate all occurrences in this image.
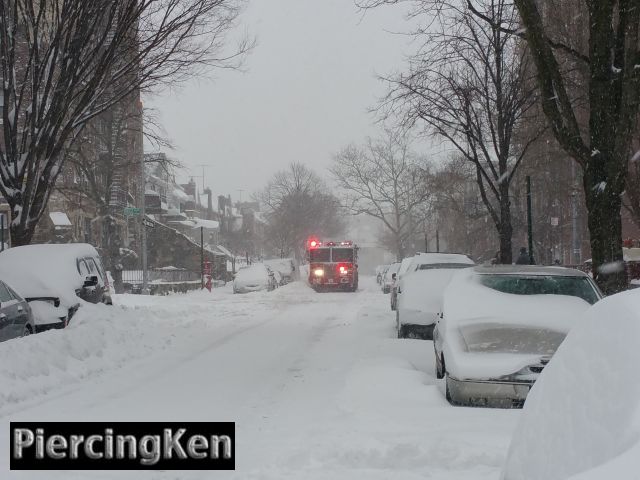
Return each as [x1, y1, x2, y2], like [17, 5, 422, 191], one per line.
[435, 351, 444, 379]
[445, 373, 459, 406]
[21, 324, 33, 337]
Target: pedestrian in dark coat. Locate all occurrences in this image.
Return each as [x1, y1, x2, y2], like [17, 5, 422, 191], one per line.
[515, 247, 530, 265]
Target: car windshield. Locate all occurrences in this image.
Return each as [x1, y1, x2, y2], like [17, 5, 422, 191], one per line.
[478, 274, 600, 305]
[331, 248, 353, 262]
[309, 248, 331, 262]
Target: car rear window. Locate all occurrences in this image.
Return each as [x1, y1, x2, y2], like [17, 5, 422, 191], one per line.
[478, 274, 600, 305]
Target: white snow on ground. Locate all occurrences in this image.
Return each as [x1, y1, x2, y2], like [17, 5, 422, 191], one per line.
[1, 277, 519, 479]
[503, 288, 640, 480]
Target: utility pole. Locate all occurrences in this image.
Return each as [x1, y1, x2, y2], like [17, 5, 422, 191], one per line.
[140, 152, 149, 295]
[436, 229, 440, 253]
[526, 176, 534, 265]
[570, 162, 581, 264]
[200, 226, 205, 289]
[195, 164, 211, 191]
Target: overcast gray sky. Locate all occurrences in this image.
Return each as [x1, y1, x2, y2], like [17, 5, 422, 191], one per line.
[146, 0, 413, 199]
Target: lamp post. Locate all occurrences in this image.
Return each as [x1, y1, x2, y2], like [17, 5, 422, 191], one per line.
[140, 153, 149, 295]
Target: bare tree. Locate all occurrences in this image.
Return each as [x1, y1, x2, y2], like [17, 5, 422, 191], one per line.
[493, 0, 640, 293]
[373, 0, 540, 263]
[0, 0, 252, 246]
[331, 131, 432, 260]
[260, 163, 345, 260]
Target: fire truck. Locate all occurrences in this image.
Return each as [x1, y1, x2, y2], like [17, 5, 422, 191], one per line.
[306, 239, 359, 292]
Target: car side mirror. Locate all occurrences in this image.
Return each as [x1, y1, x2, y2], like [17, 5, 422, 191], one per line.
[84, 275, 98, 288]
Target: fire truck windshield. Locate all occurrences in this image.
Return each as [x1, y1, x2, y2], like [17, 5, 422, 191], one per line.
[310, 248, 331, 262]
[331, 248, 354, 263]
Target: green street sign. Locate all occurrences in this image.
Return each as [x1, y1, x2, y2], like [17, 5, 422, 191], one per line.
[124, 207, 141, 216]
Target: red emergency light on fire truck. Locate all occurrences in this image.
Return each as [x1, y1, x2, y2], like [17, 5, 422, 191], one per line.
[306, 238, 359, 292]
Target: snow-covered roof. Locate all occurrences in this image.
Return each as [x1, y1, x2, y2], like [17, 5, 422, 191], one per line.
[168, 218, 219, 230]
[173, 188, 190, 202]
[49, 212, 72, 227]
[217, 245, 233, 257]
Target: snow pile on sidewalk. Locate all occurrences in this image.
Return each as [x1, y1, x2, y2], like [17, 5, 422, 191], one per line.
[502, 288, 640, 480]
[0, 297, 222, 415]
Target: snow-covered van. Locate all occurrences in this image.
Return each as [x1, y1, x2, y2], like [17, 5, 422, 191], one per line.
[0, 243, 112, 331]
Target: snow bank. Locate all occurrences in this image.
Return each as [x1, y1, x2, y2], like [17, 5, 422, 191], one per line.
[502, 288, 640, 480]
[0, 296, 224, 415]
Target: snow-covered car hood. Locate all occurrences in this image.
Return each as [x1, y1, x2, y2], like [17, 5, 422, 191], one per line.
[458, 321, 566, 355]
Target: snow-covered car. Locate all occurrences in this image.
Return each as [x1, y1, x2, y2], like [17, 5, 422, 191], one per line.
[233, 264, 277, 294]
[381, 262, 400, 294]
[375, 264, 388, 285]
[0, 243, 112, 331]
[0, 279, 35, 341]
[264, 258, 296, 285]
[502, 288, 640, 480]
[434, 265, 602, 408]
[391, 256, 414, 310]
[395, 255, 474, 339]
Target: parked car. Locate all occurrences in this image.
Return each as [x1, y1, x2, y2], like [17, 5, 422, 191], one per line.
[375, 265, 388, 285]
[233, 264, 278, 294]
[395, 254, 474, 339]
[0, 279, 35, 341]
[264, 258, 296, 285]
[381, 263, 400, 294]
[0, 243, 112, 331]
[434, 265, 603, 408]
[390, 256, 415, 310]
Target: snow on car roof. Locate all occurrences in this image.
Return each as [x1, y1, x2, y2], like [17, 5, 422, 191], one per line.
[412, 252, 474, 265]
[473, 264, 589, 277]
[0, 243, 100, 306]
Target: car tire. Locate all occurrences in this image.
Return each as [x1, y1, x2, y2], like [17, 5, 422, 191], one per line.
[435, 351, 444, 379]
[21, 324, 33, 338]
[445, 373, 460, 406]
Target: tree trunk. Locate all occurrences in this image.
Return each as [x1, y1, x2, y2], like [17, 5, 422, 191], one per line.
[395, 234, 405, 261]
[583, 159, 627, 295]
[498, 183, 514, 264]
[9, 204, 37, 247]
[498, 210, 514, 264]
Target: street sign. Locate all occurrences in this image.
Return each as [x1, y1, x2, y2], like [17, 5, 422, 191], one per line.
[124, 207, 141, 216]
[143, 218, 155, 229]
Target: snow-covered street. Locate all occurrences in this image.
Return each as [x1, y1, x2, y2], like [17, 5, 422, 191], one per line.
[1, 277, 519, 479]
